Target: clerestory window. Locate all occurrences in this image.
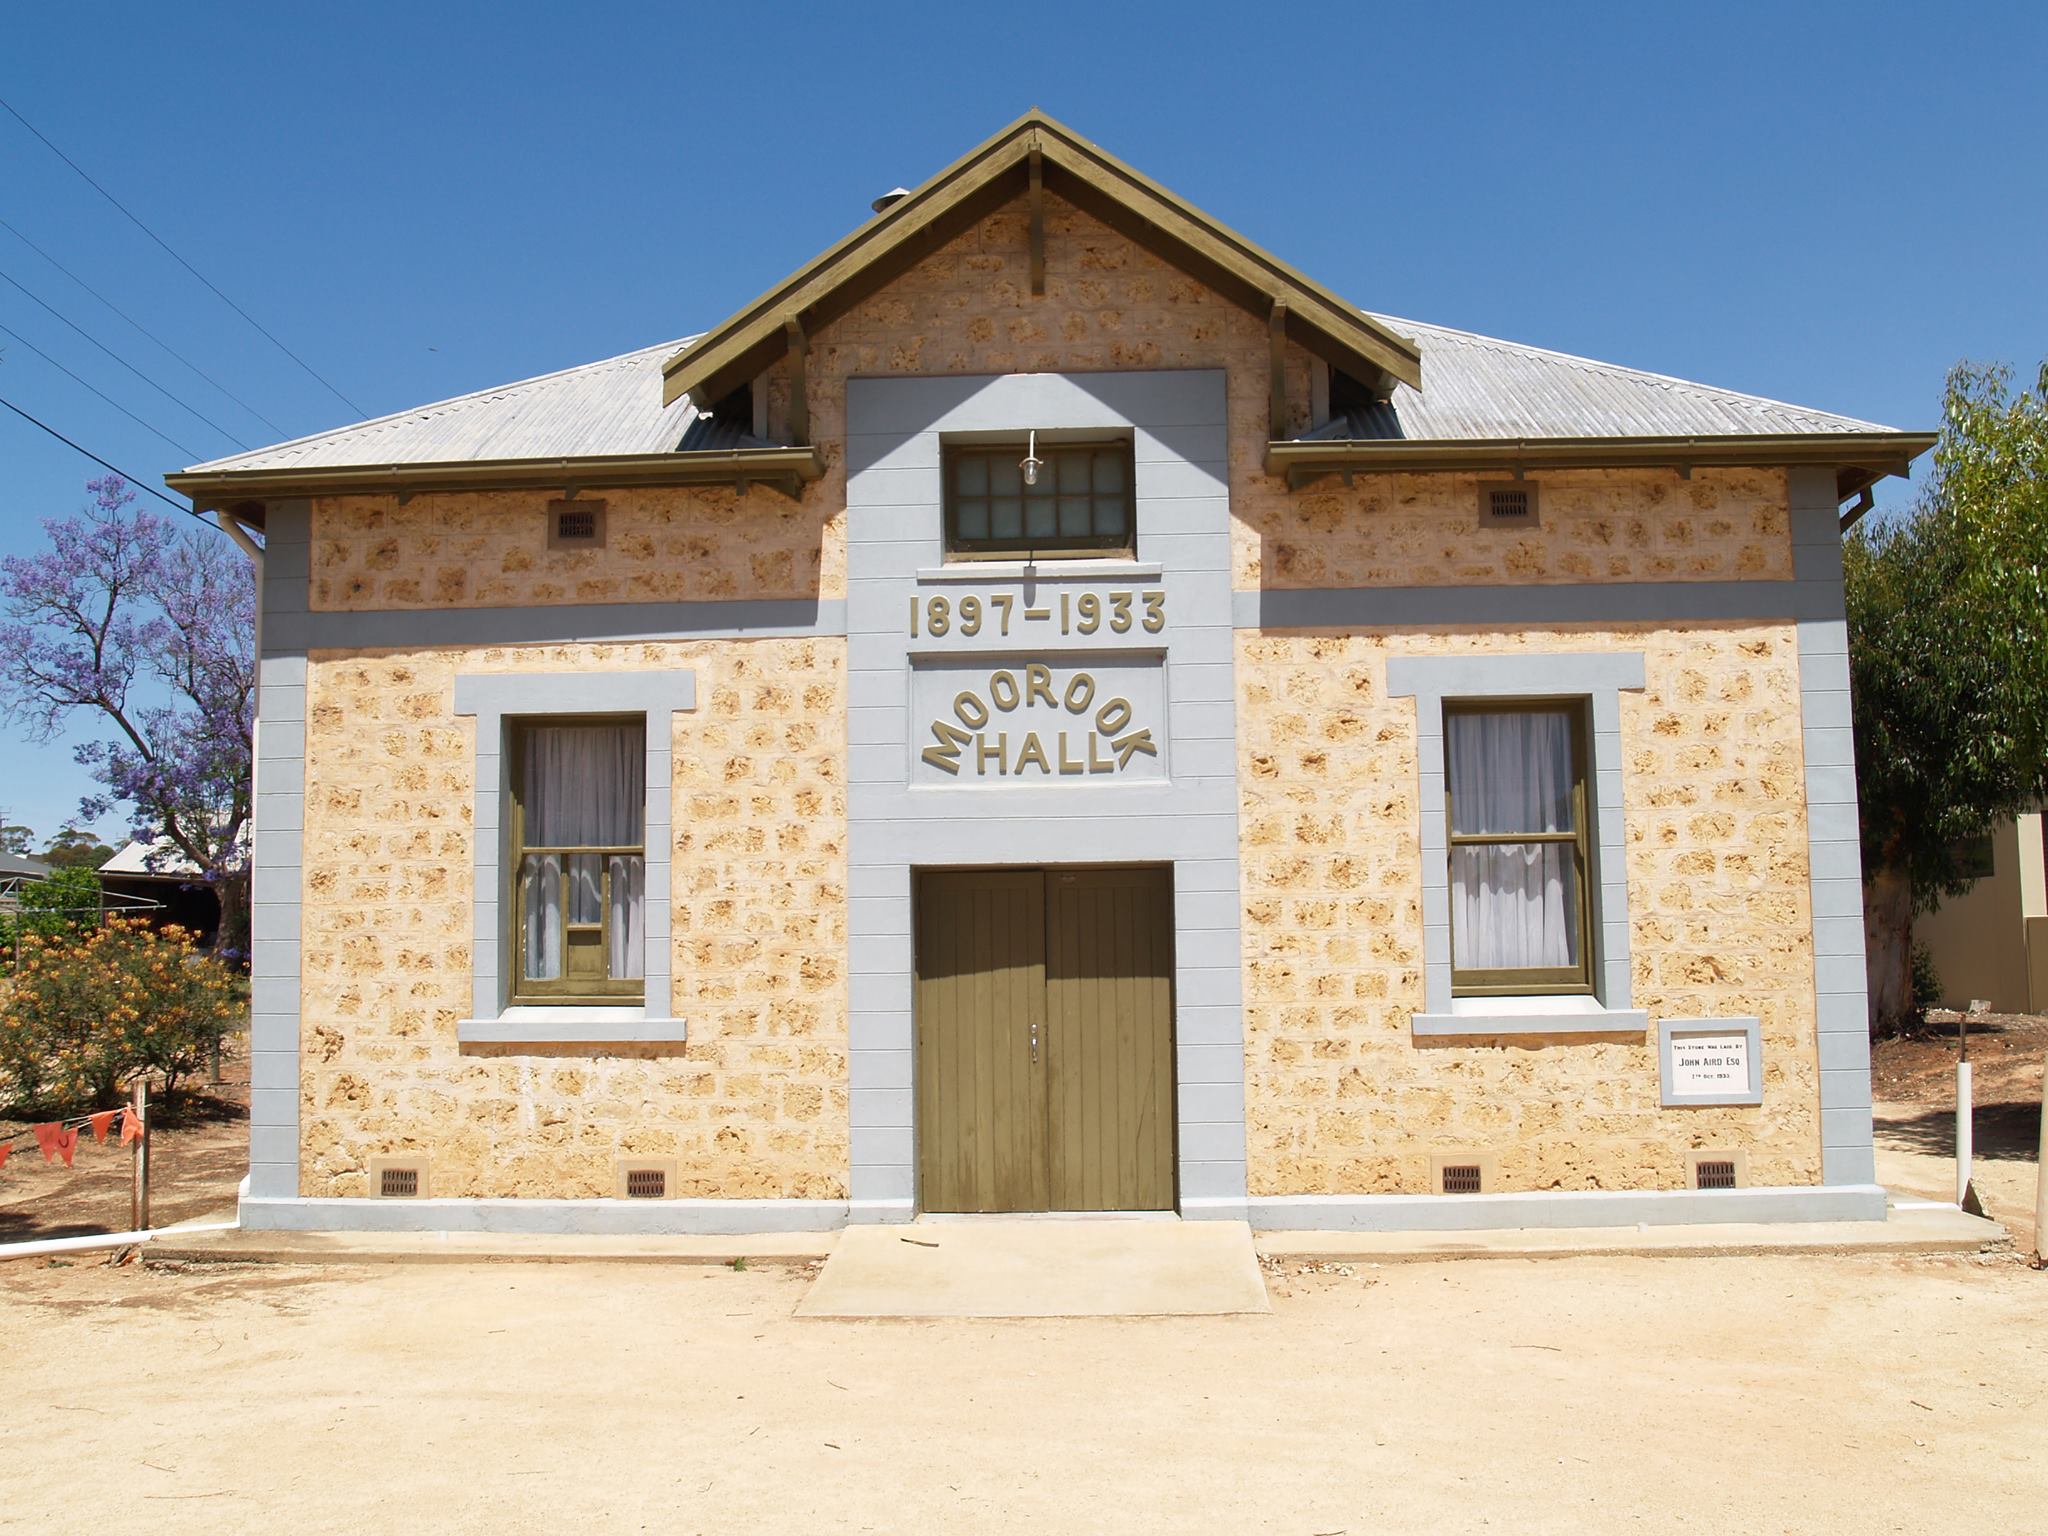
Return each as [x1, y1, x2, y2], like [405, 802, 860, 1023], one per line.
[943, 439, 1134, 560]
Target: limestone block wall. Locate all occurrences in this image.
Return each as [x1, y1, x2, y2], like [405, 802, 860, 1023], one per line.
[310, 486, 845, 610]
[1232, 467, 1795, 590]
[1235, 622, 1821, 1195]
[297, 636, 848, 1200]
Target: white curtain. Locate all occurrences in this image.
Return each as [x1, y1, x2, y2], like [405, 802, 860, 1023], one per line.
[608, 853, 645, 980]
[522, 852, 563, 981]
[1447, 710, 1578, 972]
[521, 724, 645, 982]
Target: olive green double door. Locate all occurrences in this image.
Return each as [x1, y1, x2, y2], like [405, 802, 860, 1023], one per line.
[914, 867, 1177, 1213]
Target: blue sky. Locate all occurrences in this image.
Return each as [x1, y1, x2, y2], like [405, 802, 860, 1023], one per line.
[0, 2, 2042, 844]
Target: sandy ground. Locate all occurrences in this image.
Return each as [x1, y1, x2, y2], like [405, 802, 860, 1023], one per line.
[1, 1249, 2041, 1534]
[0, 1042, 248, 1242]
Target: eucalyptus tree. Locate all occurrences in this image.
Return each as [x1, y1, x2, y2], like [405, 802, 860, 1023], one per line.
[1848, 362, 2048, 1027]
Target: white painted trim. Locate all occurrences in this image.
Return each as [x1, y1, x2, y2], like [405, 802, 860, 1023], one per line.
[1248, 1184, 1887, 1232]
[457, 1015, 688, 1046]
[1413, 1007, 1647, 1039]
[240, 1195, 849, 1235]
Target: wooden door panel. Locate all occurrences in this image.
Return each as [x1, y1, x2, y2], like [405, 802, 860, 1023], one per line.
[914, 870, 1046, 1213]
[1046, 868, 1175, 1211]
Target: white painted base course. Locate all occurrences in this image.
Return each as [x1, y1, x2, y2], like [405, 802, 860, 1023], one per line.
[241, 1184, 1887, 1235]
[1246, 1184, 1888, 1231]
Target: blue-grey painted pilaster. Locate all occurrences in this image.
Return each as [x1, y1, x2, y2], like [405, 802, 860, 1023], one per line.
[248, 500, 310, 1200]
[452, 671, 696, 1027]
[1387, 652, 1646, 1021]
[1789, 466, 1877, 1186]
[844, 370, 1248, 1221]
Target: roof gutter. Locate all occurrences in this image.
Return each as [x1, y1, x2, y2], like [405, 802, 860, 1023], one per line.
[1265, 432, 1938, 497]
[164, 447, 826, 512]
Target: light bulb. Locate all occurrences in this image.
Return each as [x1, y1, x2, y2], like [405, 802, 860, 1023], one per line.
[1021, 429, 1041, 486]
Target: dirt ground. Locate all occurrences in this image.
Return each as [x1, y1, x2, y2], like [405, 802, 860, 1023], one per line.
[0, 1248, 2039, 1534]
[1872, 1012, 2046, 1253]
[0, 1042, 248, 1241]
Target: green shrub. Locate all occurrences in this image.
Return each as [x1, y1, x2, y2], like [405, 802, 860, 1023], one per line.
[0, 866, 105, 970]
[0, 917, 240, 1112]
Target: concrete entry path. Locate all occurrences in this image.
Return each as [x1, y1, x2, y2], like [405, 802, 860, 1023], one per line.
[797, 1218, 1270, 1318]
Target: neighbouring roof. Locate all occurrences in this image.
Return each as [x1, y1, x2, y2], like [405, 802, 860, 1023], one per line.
[0, 852, 51, 880]
[99, 838, 201, 879]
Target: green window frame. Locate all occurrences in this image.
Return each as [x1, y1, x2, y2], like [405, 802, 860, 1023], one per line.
[1444, 699, 1595, 998]
[509, 715, 646, 1004]
[942, 438, 1135, 560]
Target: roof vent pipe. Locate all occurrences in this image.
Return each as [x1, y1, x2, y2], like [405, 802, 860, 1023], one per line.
[870, 186, 911, 214]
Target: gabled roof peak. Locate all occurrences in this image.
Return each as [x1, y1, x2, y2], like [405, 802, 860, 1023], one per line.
[660, 109, 1423, 412]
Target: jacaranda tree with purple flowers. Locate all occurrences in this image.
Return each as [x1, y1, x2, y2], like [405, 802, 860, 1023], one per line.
[0, 476, 254, 957]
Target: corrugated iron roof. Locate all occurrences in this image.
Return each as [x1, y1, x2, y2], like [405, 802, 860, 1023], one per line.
[1338, 315, 1896, 440]
[179, 314, 1906, 480]
[182, 337, 703, 475]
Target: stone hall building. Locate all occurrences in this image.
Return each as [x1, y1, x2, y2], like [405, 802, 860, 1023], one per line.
[169, 112, 1933, 1234]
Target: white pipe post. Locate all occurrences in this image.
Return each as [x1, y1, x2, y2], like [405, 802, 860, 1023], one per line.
[2035, 1054, 2047, 1266]
[1956, 1059, 1974, 1208]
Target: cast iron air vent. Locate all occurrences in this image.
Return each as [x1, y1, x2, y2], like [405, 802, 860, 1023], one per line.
[1694, 1159, 1739, 1191]
[1440, 1164, 1484, 1195]
[547, 498, 607, 549]
[1479, 483, 1537, 527]
[380, 1166, 420, 1198]
[625, 1168, 667, 1199]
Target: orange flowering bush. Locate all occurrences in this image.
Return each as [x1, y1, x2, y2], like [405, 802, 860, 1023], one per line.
[0, 917, 241, 1113]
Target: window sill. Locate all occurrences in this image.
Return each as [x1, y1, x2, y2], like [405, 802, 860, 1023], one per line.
[1411, 997, 1648, 1040]
[458, 1007, 687, 1046]
[916, 560, 1161, 583]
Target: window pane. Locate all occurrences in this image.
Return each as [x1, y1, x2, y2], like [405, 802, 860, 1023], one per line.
[1057, 449, 1090, 492]
[1451, 843, 1579, 971]
[1447, 710, 1574, 835]
[1058, 496, 1093, 537]
[990, 456, 1021, 496]
[1094, 493, 1127, 537]
[1092, 451, 1125, 494]
[1025, 498, 1058, 540]
[990, 497, 1023, 540]
[955, 499, 989, 540]
[521, 853, 562, 980]
[523, 723, 645, 845]
[955, 454, 988, 495]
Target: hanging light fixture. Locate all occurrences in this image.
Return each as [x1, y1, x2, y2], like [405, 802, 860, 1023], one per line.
[1020, 429, 1043, 487]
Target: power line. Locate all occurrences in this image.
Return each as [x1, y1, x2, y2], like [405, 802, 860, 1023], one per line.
[0, 93, 366, 417]
[0, 390, 217, 527]
[0, 320, 200, 459]
[0, 211, 289, 437]
[0, 262, 250, 450]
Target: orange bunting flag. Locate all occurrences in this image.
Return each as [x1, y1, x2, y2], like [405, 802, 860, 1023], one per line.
[89, 1110, 117, 1144]
[120, 1108, 144, 1146]
[0, 1142, 11, 1171]
[33, 1123, 79, 1167]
